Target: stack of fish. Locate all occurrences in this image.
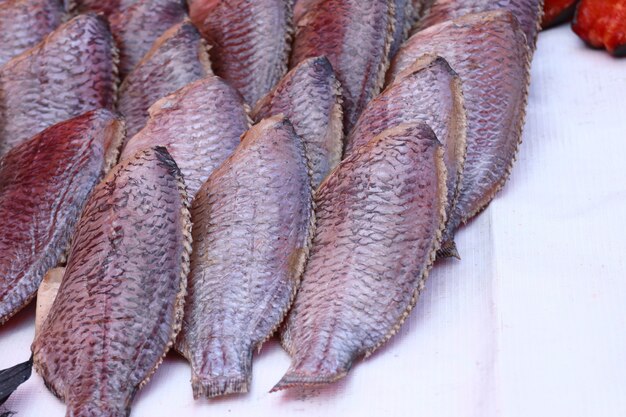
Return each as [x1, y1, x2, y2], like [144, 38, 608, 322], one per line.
[0, 0, 542, 414]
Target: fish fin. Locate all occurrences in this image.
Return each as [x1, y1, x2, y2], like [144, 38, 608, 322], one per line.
[192, 375, 250, 399]
[437, 240, 461, 260]
[0, 355, 33, 406]
[270, 368, 347, 392]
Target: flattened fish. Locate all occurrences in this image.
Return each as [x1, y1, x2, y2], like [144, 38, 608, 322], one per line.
[0, 109, 123, 326]
[0, 14, 117, 156]
[389, 11, 531, 256]
[389, 0, 418, 59]
[274, 122, 446, 390]
[32, 147, 192, 417]
[118, 21, 212, 139]
[0, 0, 66, 67]
[252, 56, 343, 189]
[415, 0, 544, 51]
[177, 115, 314, 398]
[121, 76, 251, 199]
[291, 0, 394, 134]
[109, 0, 187, 78]
[346, 54, 466, 258]
[189, 0, 293, 107]
[73, 0, 134, 16]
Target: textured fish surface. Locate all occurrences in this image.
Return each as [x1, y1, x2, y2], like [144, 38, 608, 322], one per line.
[0, 14, 117, 156]
[252, 56, 343, 189]
[291, 0, 394, 134]
[0, 0, 66, 67]
[274, 122, 447, 390]
[415, 0, 544, 51]
[73, 0, 134, 16]
[177, 115, 314, 399]
[109, 0, 187, 78]
[293, 0, 319, 22]
[347, 54, 466, 258]
[389, 10, 531, 255]
[189, 0, 293, 107]
[389, 0, 417, 59]
[32, 147, 192, 417]
[121, 76, 251, 199]
[118, 21, 212, 139]
[0, 109, 123, 326]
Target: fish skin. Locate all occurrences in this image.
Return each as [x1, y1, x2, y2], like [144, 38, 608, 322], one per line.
[121, 76, 251, 199]
[0, 109, 124, 326]
[274, 122, 447, 390]
[415, 0, 544, 51]
[346, 54, 466, 259]
[252, 56, 343, 190]
[176, 115, 314, 399]
[291, 0, 395, 134]
[118, 21, 212, 140]
[73, 0, 134, 16]
[189, 0, 293, 107]
[293, 0, 319, 22]
[0, 0, 66, 67]
[109, 0, 188, 79]
[0, 14, 118, 157]
[389, 10, 531, 254]
[389, 0, 417, 59]
[32, 146, 192, 417]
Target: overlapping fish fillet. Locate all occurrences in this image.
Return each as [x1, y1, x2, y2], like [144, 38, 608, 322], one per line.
[177, 115, 314, 399]
[0, 14, 117, 156]
[252, 56, 343, 189]
[274, 122, 447, 390]
[121, 76, 251, 199]
[290, 0, 395, 134]
[118, 21, 212, 139]
[32, 147, 192, 417]
[389, 10, 531, 255]
[347, 54, 466, 258]
[189, 0, 293, 107]
[0, 109, 123, 326]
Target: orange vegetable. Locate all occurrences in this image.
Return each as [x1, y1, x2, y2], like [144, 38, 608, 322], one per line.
[573, 0, 626, 56]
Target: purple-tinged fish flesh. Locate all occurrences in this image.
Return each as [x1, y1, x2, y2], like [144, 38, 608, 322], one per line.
[32, 146, 192, 417]
[252, 56, 343, 189]
[0, 109, 123, 326]
[389, 0, 418, 59]
[293, 0, 318, 22]
[177, 115, 314, 398]
[73, 0, 134, 16]
[273, 122, 447, 390]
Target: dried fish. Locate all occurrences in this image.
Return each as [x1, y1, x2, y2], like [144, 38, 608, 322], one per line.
[293, 0, 318, 22]
[73, 0, 134, 16]
[389, 0, 418, 59]
[35, 267, 65, 338]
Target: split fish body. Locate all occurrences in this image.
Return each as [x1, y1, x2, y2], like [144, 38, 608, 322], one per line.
[274, 122, 447, 390]
[118, 21, 212, 139]
[252, 56, 343, 190]
[0, 14, 117, 156]
[32, 147, 192, 417]
[121, 76, 251, 199]
[389, 10, 531, 253]
[0, 109, 124, 326]
[177, 115, 314, 399]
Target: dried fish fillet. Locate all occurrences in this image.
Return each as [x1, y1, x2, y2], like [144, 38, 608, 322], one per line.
[291, 0, 394, 133]
[0, 0, 66, 67]
[347, 54, 466, 258]
[0, 14, 117, 156]
[0, 109, 123, 326]
[177, 115, 314, 399]
[32, 147, 192, 417]
[74, 0, 134, 16]
[35, 267, 65, 338]
[189, 0, 293, 107]
[294, 0, 319, 22]
[390, 0, 418, 59]
[252, 56, 343, 189]
[109, 0, 187, 78]
[274, 122, 447, 390]
[121, 76, 251, 199]
[389, 10, 531, 255]
[118, 21, 212, 139]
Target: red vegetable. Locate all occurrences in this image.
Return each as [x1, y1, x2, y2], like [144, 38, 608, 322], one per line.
[542, 0, 579, 28]
[573, 0, 626, 56]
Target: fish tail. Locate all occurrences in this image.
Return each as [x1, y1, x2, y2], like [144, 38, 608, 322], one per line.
[191, 375, 250, 399]
[270, 367, 348, 392]
[437, 239, 461, 260]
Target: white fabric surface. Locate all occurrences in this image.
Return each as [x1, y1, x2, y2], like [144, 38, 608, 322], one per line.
[1, 25, 625, 417]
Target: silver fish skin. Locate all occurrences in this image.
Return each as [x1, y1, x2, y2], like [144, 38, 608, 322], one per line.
[252, 56, 343, 190]
[189, 0, 293, 107]
[118, 20, 212, 139]
[274, 122, 447, 390]
[389, 10, 531, 254]
[347, 54, 466, 258]
[177, 115, 314, 399]
[290, 0, 394, 134]
[0, 0, 66, 67]
[32, 146, 192, 417]
[121, 76, 251, 199]
[0, 109, 123, 326]
[0, 14, 117, 156]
